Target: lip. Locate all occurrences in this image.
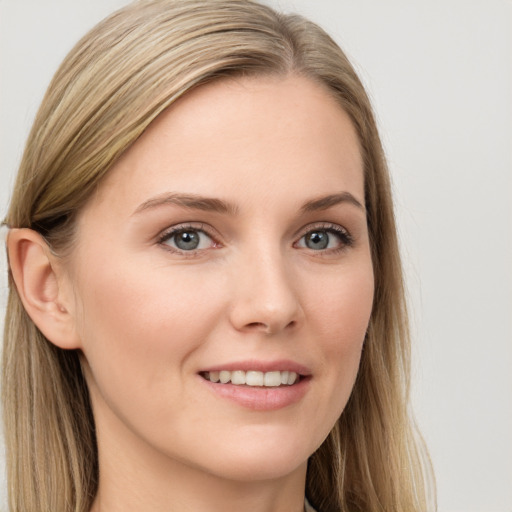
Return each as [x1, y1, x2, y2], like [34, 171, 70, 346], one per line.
[198, 359, 312, 411]
[200, 359, 311, 375]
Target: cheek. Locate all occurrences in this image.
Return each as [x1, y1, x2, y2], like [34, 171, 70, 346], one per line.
[72, 256, 233, 448]
[78, 254, 222, 341]
[305, 262, 374, 420]
[73, 254, 228, 397]
[311, 261, 374, 349]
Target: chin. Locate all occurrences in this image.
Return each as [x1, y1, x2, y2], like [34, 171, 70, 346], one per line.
[203, 453, 308, 483]
[190, 431, 320, 483]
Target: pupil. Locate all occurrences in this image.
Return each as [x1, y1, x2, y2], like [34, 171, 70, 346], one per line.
[306, 231, 328, 250]
[176, 231, 199, 250]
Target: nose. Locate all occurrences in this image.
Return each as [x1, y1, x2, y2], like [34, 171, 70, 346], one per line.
[228, 248, 303, 336]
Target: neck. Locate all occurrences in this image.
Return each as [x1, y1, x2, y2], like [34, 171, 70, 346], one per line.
[91, 468, 307, 512]
[91, 455, 307, 512]
[89, 409, 308, 512]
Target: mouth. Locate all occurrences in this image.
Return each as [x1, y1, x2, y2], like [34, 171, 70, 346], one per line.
[200, 370, 300, 387]
[198, 364, 311, 410]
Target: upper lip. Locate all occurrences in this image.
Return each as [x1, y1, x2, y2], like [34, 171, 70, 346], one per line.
[199, 359, 311, 376]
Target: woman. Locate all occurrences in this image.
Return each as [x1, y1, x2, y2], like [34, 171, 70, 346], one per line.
[2, 1, 435, 511]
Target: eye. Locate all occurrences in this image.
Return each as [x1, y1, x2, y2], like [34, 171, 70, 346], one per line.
[159, 226, 216, 252]
[295, 224, 353, 252]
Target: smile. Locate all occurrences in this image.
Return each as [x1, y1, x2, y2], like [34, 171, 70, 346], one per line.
[202, 370, 299, 387]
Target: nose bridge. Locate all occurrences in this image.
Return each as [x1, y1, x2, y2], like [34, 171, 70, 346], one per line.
[229, 239, 301, 334]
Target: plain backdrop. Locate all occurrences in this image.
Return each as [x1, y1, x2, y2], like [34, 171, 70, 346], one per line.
[0, 1, 511, 511]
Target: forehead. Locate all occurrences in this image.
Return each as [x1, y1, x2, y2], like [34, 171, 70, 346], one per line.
[82, 74, 364, 219]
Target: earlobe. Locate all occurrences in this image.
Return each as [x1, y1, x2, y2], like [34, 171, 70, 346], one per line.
[7, 228, 82, 350]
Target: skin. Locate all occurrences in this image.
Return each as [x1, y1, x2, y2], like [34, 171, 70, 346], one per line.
[11, 74, 374, 512]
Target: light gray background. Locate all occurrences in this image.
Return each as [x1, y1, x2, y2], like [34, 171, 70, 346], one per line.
[0, 1, 511, 511]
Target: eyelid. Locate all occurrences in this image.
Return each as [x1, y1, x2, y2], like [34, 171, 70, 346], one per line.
[155, 221, 354, 256]
[294, 221, 351, 238]
[157, 222, 221, 254]
[293, 222, 354, 251]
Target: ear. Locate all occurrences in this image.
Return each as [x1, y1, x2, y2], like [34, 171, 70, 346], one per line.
[7, 228, 82, 350]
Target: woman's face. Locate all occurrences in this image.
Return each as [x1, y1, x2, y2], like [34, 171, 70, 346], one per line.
[66, 74, 374, 483]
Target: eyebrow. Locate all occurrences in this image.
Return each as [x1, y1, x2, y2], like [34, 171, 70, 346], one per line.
[132, 192, 239, 216]
[132, 191, 364, 217]
[300, 192, 364, 212]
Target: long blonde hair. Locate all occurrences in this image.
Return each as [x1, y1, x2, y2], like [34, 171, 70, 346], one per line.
[2, 1, 435, 510]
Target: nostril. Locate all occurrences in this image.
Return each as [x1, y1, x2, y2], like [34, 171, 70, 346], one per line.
[245, 320, 296, 334]
[246, 322, 271, 334]
[247, 322, 267, 329]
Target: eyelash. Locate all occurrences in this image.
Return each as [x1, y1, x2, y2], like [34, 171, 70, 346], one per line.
[157, 223, 218, 256]
[294, 223, 354, 255]
[157, 222, 354, 256]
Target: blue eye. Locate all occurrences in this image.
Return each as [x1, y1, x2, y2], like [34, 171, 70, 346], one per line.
[296, 226, 352, 251]
[161, 228, 214, 251]
[304, 231, 330, 250]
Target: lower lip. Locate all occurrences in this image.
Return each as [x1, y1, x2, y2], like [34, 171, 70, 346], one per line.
[200, 376, 311, 411]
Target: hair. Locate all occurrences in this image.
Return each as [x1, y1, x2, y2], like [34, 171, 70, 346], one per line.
[2, 1, 435, 511]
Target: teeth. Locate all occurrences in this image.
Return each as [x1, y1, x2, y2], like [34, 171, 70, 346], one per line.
[246, 371, 264, 386]
[204, 370, 298, 386]
[231, 370, 246, 385]
[219, 371, 231, 384]
[264, 371, 281, 387]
